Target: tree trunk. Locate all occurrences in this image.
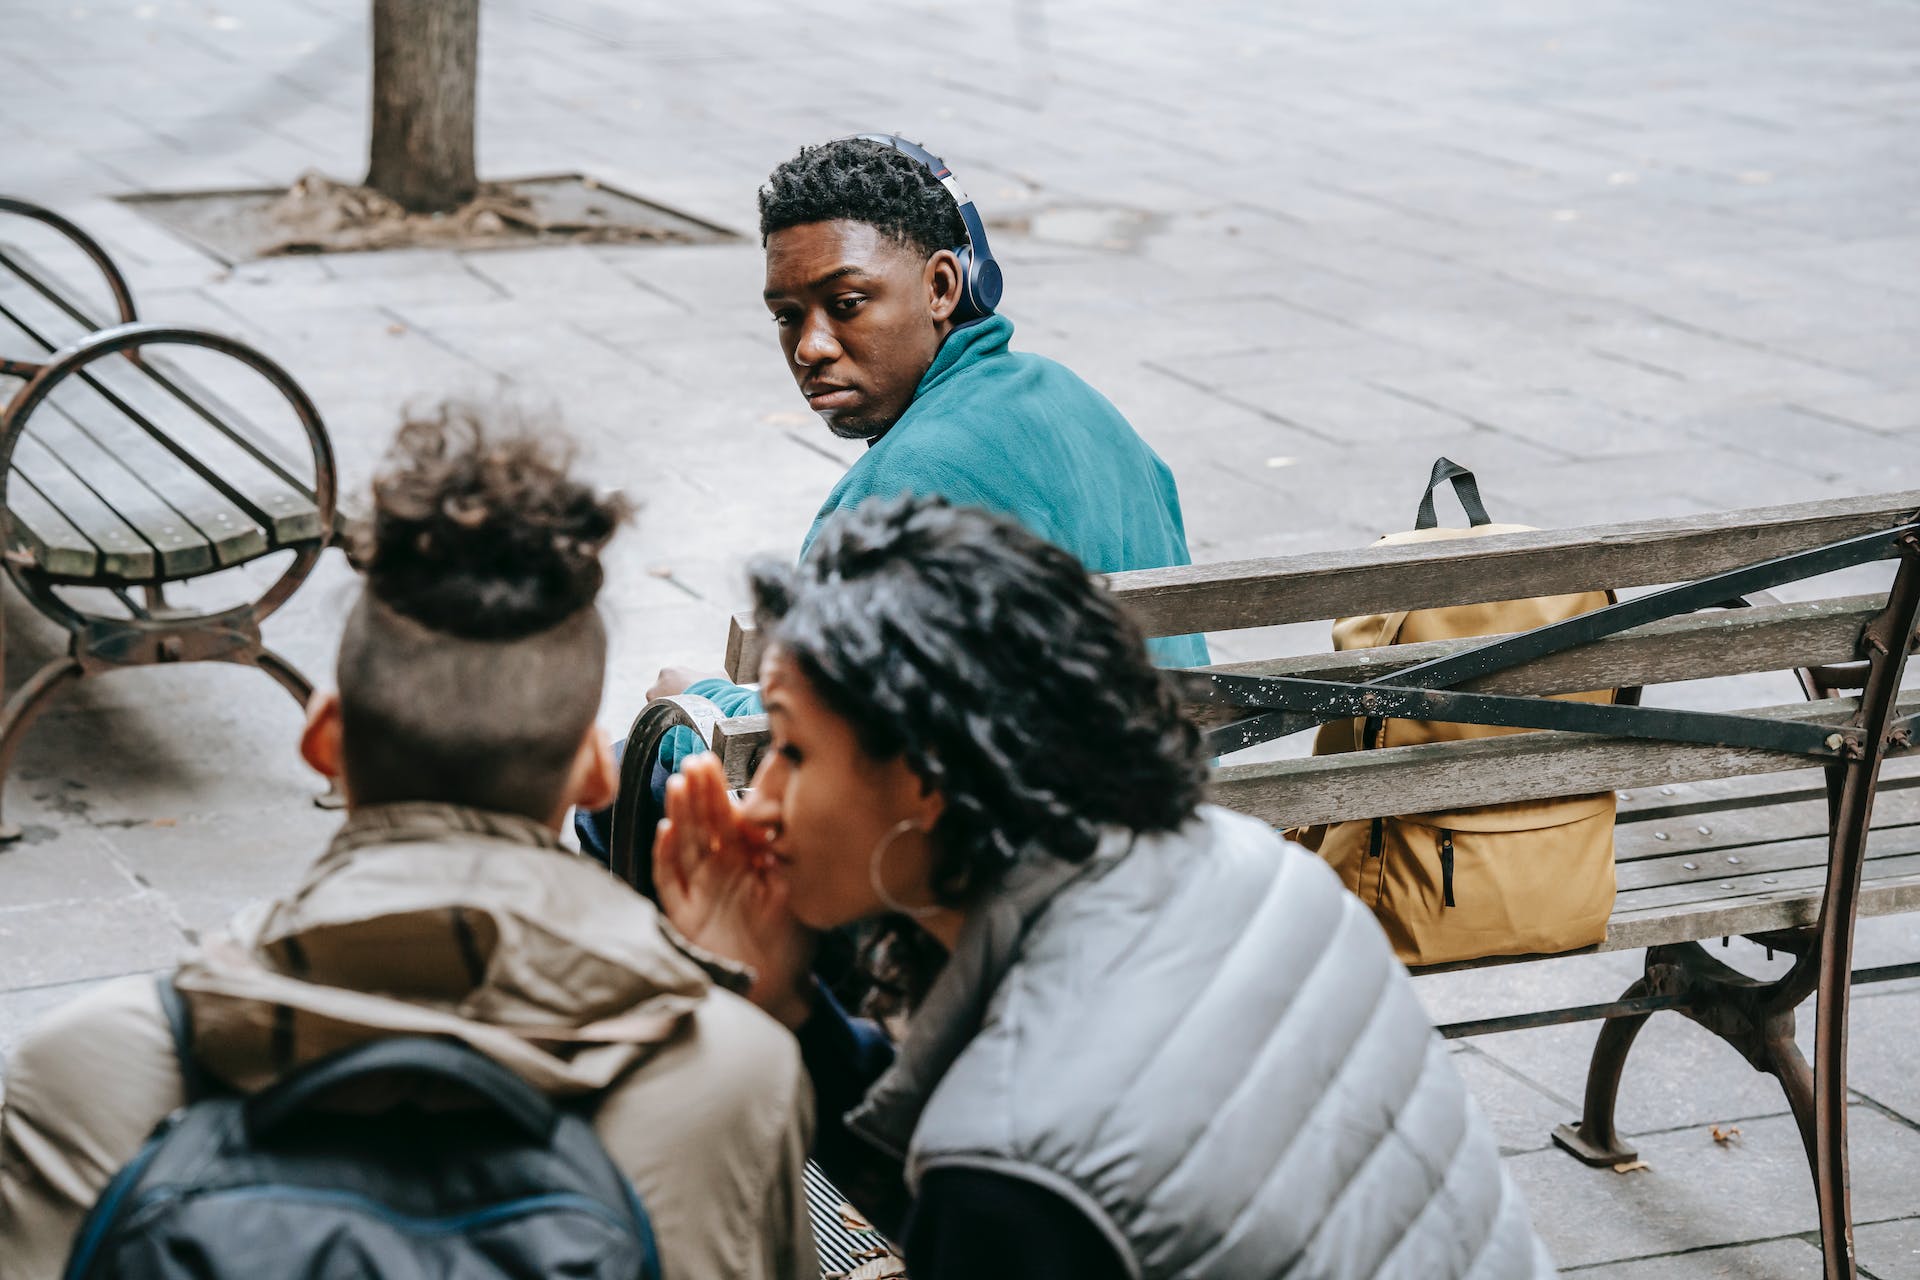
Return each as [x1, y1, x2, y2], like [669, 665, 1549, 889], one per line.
[365, 0, 479, 213]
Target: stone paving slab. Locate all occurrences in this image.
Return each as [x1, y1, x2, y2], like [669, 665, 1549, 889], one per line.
[1567, 1238, 1827, 1278]
[1469, 1010, 1798, 1142]
[1511, 1106, 1920, 1270]
[1855, 1220, 1920, 1280]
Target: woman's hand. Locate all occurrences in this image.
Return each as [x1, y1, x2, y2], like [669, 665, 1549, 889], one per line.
[654, 753, 817, 1029]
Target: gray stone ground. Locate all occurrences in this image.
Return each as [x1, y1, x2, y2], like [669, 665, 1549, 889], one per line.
[3, 0, 1919, 1272]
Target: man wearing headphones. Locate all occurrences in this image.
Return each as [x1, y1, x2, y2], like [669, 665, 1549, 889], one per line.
[751, 134, 1202, 595]
[580, 137, 1204, 862]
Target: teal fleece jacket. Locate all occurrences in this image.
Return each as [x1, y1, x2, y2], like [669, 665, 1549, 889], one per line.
[671, 314, 1207, 743]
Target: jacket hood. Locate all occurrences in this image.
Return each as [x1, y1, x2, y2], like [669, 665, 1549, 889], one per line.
[174, 803, 737, 1096]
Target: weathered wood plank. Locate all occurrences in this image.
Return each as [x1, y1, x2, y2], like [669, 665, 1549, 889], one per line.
[713, 713, 770, 787]
[1614, 758, 1920, 823]
[0, 256, 320, 550]
[1208, 691, 1920, 829]
[1215, 595, 1878, 695]
[45, 387, 264, 571]
[1407, 872, 1920, 968]
[0, 299, 264, 574]
[1114, 491, 1919, 638]
[1411, 865, 1920, 963]
[3, 466, 102, 578]
[724, 612, 757, 683]
[1601, 861, 1920, 953]
[1616, 822, 1920, 897]
[15, 396, 219, 577]
[1614, 786, 1920, 863]
[722, 493, 1917, 679]
[11, 434, 153, 578]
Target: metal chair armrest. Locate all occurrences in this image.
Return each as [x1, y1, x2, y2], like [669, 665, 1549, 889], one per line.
[608, 693, 727, 895]
[0, 322, 334, 623]
[0, 195, 138, 325]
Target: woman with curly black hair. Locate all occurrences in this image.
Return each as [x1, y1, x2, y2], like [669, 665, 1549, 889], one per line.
[657, 494, 1553, 1280]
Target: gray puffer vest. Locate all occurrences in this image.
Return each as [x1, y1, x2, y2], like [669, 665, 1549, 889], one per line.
[847, 805, 1554, 1279]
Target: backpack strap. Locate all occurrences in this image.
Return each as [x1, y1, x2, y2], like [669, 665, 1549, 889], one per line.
[154, 974, 221, 1104]
[1415, 457, 1492, 529]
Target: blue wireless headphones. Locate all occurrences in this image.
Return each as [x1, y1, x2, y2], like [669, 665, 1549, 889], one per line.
[852, 133, 1004, 322]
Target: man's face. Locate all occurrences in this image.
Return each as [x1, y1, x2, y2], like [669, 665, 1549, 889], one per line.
[764, 220, 957, 440]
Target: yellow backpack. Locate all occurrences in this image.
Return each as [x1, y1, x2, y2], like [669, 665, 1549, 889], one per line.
[1288, 461, 1619, 966]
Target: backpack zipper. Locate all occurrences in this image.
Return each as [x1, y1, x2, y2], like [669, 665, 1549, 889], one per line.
[1364, 715, 1386, 863]
[1362, 715, 1387, 905]
[1439, 829, 1456, 908]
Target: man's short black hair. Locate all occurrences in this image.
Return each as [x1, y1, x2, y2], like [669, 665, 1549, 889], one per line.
[758, 138, 967, 257]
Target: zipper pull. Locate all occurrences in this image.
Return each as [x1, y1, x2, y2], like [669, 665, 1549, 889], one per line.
[1440, 831, 1456, 908]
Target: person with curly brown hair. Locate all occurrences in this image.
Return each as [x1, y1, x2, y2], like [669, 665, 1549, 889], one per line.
[0, 406, 817, 1280]
[655, 494, 1554, 1280]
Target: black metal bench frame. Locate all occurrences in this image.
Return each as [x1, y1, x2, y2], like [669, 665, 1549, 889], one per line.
[0, 196, 337, 839]
[1183, 519, 1920, 1279]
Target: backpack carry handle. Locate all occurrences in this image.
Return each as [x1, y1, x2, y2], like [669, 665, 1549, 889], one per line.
[244, 1036, 558, 1145]
[1415, 457, 1492, 529]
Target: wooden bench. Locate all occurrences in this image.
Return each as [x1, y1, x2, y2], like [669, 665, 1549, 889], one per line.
[612, 490, 1920, 1280]
[0, 195, 338, 839]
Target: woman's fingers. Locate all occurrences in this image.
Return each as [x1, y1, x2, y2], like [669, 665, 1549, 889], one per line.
[661, 775, 712, 895]
[686, 754, 732, 854]
[652, 817, 685, 900]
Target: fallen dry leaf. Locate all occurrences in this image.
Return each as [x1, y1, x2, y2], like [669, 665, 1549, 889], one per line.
[1612, 1159, 1651, 1175]
[1711, 1125, 1742, 1145]
[151, 818, 177, 828]
[836, 1202, 874, 1233]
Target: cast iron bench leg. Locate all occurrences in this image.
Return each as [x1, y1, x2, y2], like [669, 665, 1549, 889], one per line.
[1551, 977, 1653, 1166]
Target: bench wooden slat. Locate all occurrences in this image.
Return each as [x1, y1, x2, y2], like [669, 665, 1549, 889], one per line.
[722, 493, 1918, 681]
[15, 391, 225, 575]
[1614, 759, 1920, 823]
[1603, 861, 1920, 953]
[3, 464, 107, 579]
[713, 713, 770, 786]
[1409, 846, 1920, 964]
[0, 254, 321, 551]
[1614, 786, 1920, 865]
[11, 433, 155, 578]
[1115, 491, 1918, 639]
[1209, 691, 1920, 829]
[0, 302, 268, 576]
[39, 389, 267, 574]
[1618, 822, 1920, 899]
[1216, 594, 1877, 695]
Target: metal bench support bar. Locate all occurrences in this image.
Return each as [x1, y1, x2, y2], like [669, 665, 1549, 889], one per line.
[1194, 671, 1858, 759]
[1437, 960, 1920, 1041]
[1206, 521, 1919, 755]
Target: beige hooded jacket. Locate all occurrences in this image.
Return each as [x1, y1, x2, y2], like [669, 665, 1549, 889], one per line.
[0, 804, 816, 1280]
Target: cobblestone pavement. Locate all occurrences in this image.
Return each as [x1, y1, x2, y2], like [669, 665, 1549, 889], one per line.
[3, 0, 1919, 1273]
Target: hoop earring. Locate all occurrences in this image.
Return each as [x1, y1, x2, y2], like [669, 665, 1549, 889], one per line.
[869, 818, 940, 920]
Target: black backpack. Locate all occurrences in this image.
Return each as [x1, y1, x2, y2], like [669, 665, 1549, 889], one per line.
[64, 978, 662, 1280]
